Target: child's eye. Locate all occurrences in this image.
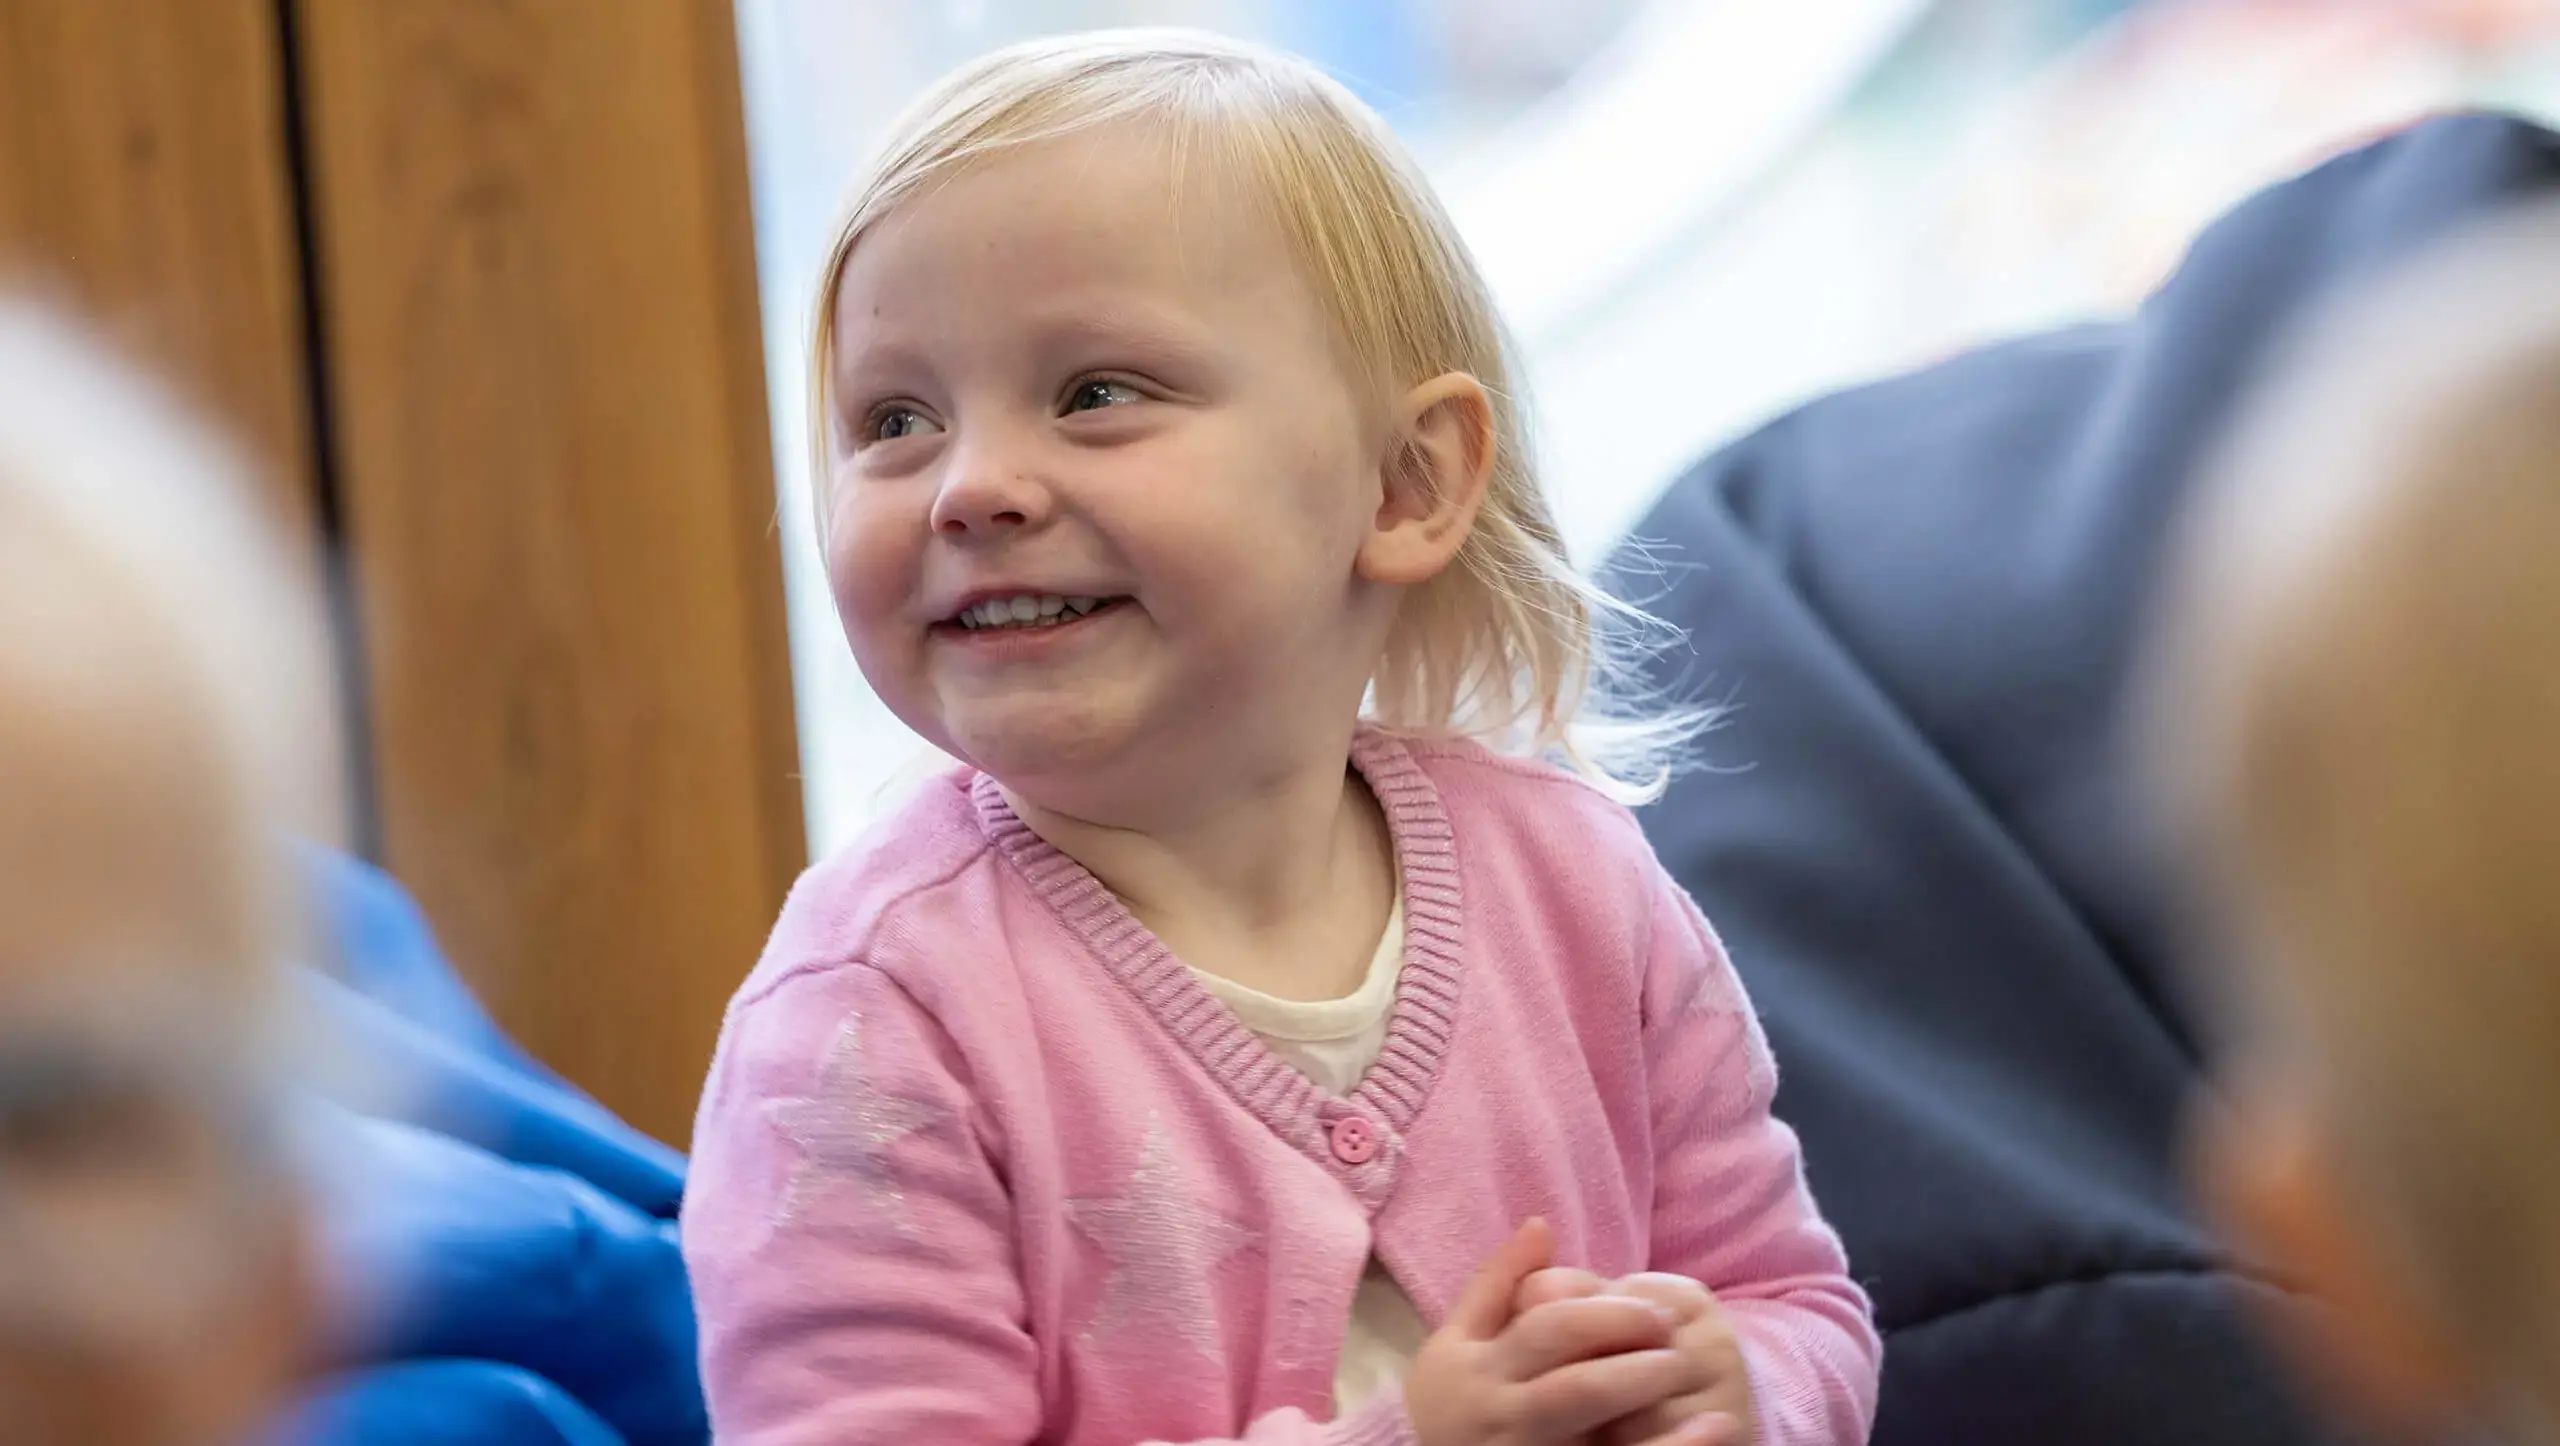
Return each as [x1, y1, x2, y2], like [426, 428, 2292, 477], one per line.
[864, 406, 939, 444]
[1064, 379, 1141, 414]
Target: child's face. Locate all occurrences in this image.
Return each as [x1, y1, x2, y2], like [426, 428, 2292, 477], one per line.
[0, 705, 308, 1446]
[824, 125, 1399, 812]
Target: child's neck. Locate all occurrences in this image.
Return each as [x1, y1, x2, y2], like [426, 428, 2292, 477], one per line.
[1005, 744, 1396, 1003]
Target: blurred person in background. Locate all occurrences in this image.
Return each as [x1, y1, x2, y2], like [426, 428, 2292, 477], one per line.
[2152, 203, 2560, 1444]
[0, 302, 337, 1445]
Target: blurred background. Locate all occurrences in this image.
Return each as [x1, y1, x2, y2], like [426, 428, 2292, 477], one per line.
[4, 0, 2557, 1142]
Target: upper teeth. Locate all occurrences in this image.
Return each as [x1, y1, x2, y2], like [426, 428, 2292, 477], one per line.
[956, 594, 1105, 629]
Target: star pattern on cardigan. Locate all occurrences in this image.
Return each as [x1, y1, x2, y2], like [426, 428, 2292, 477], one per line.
[762, 1011, 941, 1240]
[1064, 1111, 1259, 1363]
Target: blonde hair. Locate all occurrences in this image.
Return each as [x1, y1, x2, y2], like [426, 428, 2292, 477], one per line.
[0, 299, 339, 994]
[2153, 203, 2560, 1437]
[808, 29, 1694, 799]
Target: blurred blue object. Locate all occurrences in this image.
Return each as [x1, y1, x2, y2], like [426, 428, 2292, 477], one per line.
[301, 850, 557, 1088]
[296, 856, 685, 1218]
[267, 1363, 627, 1446]
[266, 854, 703, 1446]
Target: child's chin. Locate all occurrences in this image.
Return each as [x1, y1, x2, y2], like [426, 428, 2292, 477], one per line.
[945, 710, 1149, 794]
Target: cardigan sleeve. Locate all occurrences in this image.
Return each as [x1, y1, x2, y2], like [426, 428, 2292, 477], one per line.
[1638, 867, 1883, 1446]
[682, 958, 1422, 1446]
[684, 958, 1042, 1444]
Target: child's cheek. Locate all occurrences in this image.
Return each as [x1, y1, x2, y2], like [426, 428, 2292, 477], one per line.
[826, 484, 927, 645]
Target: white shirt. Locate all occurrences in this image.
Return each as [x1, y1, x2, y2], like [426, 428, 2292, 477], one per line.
[1189, 893, 1431, 1415]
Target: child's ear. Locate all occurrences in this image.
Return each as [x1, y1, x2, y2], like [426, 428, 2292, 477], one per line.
[1358, 372, 1495, 587]
[2190, 1082, 2475, 1437]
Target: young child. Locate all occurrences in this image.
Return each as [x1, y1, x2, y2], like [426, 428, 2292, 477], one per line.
[683, 29, 1879, 1446]
[0, 304, 334, 1443]
[2150, 201, 2560, 1444]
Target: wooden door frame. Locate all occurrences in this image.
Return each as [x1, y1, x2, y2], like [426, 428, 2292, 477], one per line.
[0, 0, 807, 1143]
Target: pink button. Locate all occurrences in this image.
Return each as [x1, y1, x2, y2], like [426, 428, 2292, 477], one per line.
[1328, 1115, 1378, 1166]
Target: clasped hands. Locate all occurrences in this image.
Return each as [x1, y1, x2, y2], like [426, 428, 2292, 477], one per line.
[1405, 1220, 1754, 1446]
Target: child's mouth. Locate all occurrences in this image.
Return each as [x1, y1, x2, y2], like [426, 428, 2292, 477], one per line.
[939, 594, 1130, 635]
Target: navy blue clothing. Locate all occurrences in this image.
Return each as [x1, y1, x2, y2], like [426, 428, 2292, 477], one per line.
[1615, 113, 2560, 1445]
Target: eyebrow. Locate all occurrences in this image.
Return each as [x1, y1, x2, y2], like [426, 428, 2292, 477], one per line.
[1021, 303, 1231, 384]
[828, 282, 1239, 403]
[830, 333, 936, 395]
[1032, 299, 1216, 349]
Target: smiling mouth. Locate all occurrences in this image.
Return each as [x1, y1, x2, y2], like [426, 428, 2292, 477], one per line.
[941, 593, 1129, 633]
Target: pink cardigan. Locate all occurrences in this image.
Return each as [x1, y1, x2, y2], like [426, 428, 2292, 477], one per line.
[684, 733, 1880, 1445]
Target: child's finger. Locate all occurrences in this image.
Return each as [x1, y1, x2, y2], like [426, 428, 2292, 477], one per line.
[1633, 1411, 1744, 1446]
[1606, 1272, 1715, 1323]
[1496, 1295, 1681, 1379]
[1509, 1347, 1703, 1440]
[1444, 1217, 1554, 1340]
[1513, 1265, 1607, 1313]
[1613, 1272, 1714, 1301]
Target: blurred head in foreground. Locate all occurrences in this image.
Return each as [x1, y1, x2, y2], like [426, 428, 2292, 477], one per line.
[0, 303, 336, 1443]
[2150, 203, 2560, 1444]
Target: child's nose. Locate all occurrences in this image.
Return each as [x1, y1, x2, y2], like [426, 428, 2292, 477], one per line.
[929, 446, 1053, 537]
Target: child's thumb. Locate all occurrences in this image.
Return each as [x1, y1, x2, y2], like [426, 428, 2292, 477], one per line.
[1446, 1217, 1553, 1339]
